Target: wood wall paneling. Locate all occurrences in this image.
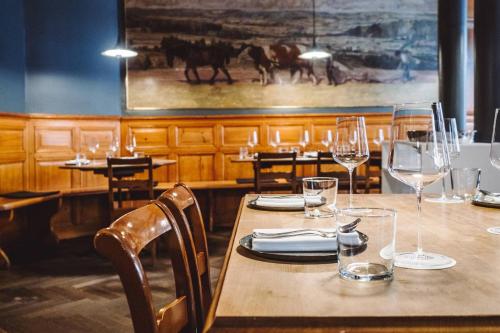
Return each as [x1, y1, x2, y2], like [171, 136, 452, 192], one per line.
[0, 115, 27, 192]
[0, 112, 394, 192]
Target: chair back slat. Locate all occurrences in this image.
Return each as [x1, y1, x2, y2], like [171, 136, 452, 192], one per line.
[158, 183, 211, 329]
[157, 296, 188, 333]
[94, 202, 198, 333]
[255, 152, 298, 193]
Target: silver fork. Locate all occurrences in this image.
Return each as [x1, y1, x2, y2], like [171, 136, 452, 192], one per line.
[252, 229, 336, 239]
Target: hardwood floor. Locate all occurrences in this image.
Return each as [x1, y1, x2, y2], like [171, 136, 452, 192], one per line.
[0, 231, 230, 333]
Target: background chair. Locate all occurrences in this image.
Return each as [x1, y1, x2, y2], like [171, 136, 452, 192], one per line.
[94, 202, 199, 333]
[254, 152, 298, 193]
[107, 157, 154, 223]
[157, 183, 211, 330]
[316, 151, 356, 193]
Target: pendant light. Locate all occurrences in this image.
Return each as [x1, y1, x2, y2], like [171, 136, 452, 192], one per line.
[299, 0, 330, 60]
[102, 0, 137, 58]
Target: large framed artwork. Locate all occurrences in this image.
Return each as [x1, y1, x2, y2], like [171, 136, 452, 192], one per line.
[125, 0, 438, 110]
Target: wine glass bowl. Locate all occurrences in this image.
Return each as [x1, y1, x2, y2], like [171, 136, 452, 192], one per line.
[332, 117, 369, 208]
[125, 130, 137, 156]
[87, 137, 100, 163]
[388, 102, 455, 270]
[321, 129, 333, 150]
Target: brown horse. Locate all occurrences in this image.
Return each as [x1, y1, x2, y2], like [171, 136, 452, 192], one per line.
[246, 44, 276, 86]
[269, 43, 318, 84]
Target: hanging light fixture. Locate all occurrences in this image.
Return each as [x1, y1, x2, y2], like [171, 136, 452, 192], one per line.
[299, 0, 330, 60]
[102, 0, 137, 58]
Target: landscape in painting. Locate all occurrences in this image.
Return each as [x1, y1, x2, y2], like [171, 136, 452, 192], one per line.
[125, 0, 438, 109]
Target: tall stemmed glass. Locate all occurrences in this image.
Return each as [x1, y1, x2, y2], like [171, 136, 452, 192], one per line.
[247, 130, 258, 156]
[332, 117, 369, 208]
[87, 137, 100, 164]
[491, 109, 500, 170]
[125, 129, 137, 156]
[299, 129, 310, 151]
[270, 129, 281, 150]
[487, 109, 500, 234]
[321, 129, 333, 151]
[388, 102, 455, 269]
[426, 118, 462, 203]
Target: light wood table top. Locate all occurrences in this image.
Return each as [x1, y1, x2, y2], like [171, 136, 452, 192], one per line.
[205, 194, 500, 332]
[58, 158, 176, 177]
[58, 158, 176, 171]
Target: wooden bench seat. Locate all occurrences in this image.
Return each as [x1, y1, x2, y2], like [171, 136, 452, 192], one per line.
[0, 193, 62, 268]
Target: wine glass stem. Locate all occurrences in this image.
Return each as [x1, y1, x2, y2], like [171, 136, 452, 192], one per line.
[348, 168, 354, 208]
[440, 177, 446, 199]
[416, 187, 423, 256]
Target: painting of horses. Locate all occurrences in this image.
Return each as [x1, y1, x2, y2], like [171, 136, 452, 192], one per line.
[125, 0, 438, 110]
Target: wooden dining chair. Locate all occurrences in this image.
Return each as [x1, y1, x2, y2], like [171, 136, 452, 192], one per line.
[254, 152, 298, 193]
[157, 183, 211, 330]
[316, 151, 356, 193]
[94, 202, 199, 333]
[107, 157, 154, 223]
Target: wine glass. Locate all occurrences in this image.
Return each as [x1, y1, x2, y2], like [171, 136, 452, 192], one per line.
[426, 118, 462, 203]
[388, 102, 455, 270]
[108, 137, 119, 157]
[269, 129, 281, 149]
[487, 109, 500, 234]
[87, 137, 99, 164]
[299, 129, 310, 151]
[491, 109, 500, 170]
[125, 129, 137, 156]
[321, 129, 333, 151]
[332, 117, 369, 208]
[373, 128, 384, 146]
[247, 130, 258, 156]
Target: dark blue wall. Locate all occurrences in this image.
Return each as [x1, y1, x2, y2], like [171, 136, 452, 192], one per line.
[0, 0, 26, 113]
[24, 0, 121, 115]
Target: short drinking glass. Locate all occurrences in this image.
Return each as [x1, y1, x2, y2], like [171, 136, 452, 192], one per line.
[302, 177, 338, 218]
[336, 208, 396, 282]
[452, 168, 481, 201]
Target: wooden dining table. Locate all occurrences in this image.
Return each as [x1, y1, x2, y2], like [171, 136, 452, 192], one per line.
[58, 158, 176, 178]
[205, 194, 500, 332]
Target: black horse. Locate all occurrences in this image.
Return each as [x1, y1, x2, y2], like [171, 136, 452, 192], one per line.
[161, 36, 249, 84]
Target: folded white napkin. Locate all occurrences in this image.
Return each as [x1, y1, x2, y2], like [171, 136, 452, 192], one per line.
[483, 195, 500, 204]
[254, 195, 322, 208]
[251, 228, 362, 252]
[64, 159, 90, 165]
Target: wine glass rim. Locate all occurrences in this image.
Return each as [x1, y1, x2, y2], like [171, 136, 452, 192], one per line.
[302, 177, 338, 182]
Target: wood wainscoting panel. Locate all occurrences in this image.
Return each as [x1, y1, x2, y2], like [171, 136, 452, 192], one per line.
[0, 163, 25, 193]
[34, 127, 75, 156]
[268, 124, 306, 147]
[34, 160, 73, 191]
[0, 114, 28, 192]
[174, 125, 215, 147]
[223, 154, 254, 180]
[133, 127, 169, 150]
[221, 125, 260, 147]
[178, 154, 215, 181]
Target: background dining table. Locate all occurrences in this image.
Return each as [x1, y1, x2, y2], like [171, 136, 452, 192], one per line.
[204, 194, 500, 332]
[58, 158, 176, 177]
